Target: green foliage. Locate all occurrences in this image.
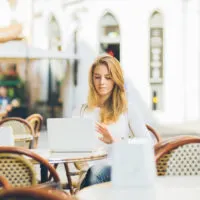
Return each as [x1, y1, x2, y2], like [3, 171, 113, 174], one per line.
[0, 75, 25, 104]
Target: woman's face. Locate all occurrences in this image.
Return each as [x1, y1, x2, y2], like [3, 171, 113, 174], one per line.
[93, 64, 115, 97]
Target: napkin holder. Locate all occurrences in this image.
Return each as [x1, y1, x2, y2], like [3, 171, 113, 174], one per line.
[111, 138, 156, 188]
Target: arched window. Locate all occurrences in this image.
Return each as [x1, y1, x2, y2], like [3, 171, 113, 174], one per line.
[7, 0, 18, 24]
[7, 0, 17, 10]
[49, 16, 61, 51]
[99, 12, 120, 61]
[149, 11, 164, 111]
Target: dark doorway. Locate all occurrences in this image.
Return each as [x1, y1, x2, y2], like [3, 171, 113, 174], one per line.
[100, 43, 120, 61]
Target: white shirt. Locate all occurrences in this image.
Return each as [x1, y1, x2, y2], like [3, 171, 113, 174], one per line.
[72, 104, 153, 167]
[72, 103, 153, 150]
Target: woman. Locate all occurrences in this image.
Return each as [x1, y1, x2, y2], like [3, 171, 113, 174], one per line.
[73, 54, 152, 189]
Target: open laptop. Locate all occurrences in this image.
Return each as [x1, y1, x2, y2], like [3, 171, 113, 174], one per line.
[47, 118, 96, 153]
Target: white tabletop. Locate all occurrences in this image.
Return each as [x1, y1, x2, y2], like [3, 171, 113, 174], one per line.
[77, 176, 200, 200]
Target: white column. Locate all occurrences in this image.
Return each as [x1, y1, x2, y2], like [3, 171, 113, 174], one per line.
[63, 61, 74, 117]
[39, 60, 49, 101]
[182, 0, 188, 120]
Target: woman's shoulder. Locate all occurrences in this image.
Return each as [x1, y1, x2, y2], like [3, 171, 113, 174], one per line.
[72, 103, 88, 117]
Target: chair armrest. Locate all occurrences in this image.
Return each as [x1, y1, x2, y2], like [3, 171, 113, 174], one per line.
[0, 176, 11, 189]
[32, 182, 70, 198]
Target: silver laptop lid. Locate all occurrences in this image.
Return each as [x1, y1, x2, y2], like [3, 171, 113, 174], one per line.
[47, 118, 96, 152]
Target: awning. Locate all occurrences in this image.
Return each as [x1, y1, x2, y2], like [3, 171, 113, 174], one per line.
[0, 40, 78, 61]
[0, 24, 23, 43]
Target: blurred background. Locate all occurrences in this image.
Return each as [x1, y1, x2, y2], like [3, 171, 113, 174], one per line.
[0, 0, 200, 134]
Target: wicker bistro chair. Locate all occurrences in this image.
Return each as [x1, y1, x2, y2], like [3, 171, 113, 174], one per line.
[26, 114, 43, 149]
[0, 146, 60, 188]
[0, 117, 35, 149]
[0, 188, 72, 200]
[156, 135, 200, 176]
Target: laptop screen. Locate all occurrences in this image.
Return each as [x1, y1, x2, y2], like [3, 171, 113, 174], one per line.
[47, 118, 96, 152]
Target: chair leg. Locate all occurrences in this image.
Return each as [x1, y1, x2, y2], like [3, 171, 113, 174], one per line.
[64, 163, 74, 195]
[40, 164, 48, 183]
[33, 136, 39, 149]
[48, 163, 59, 181]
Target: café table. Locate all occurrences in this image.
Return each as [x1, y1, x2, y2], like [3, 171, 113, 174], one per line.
[76, 176, 200, 200]
[31, 149, 107, 194]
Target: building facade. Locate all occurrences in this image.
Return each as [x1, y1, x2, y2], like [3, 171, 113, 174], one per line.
[1, 0, 200, 124]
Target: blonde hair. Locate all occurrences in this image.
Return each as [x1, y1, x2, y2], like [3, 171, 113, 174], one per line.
[87, 54, 127, 124]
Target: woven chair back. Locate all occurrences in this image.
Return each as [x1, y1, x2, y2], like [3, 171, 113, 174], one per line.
[0, 146, 60, 187]
[0, 118, 33, 136]
[0, 153, 37, 187]
[156, 136, 200, 176]
[26, 114, 43, 134]
[26, 114, 43, 148]
[0, 118, 34, 148]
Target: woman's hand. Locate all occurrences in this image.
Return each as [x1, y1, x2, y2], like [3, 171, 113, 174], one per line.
[96, 122, 114, 144]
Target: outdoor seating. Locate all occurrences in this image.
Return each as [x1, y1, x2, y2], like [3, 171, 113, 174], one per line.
[0, 117, 35, 148]
[156, 135, 200, 176]
[26, 113, 43, 148]
[49, 162, 85, 193]
[70, 124, 162, 193]
[0, 146, 60, 188]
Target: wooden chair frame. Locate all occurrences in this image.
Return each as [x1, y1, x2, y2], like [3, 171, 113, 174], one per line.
[0, 175, 69, 197]
[0, 188, 71, 200]
[26, 114, 43, 133]
[0, 146, 60, 186]
[146, 124, 162, 143]
[26, 114, 43, 148]
[0, 117, 35, 148]
[155, 135, 200, 162]
[0, 117, 35, 135]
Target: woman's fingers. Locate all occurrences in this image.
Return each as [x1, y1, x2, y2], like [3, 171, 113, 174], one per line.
[96, 122, 105, 130]
[99, 137, 105, 142]
[96, 122, 107, 133]
[96, 127, 108, 138]
[95, 122, 113, 144]
[97, 126, 106, 133]
[95, 127, 102, 134]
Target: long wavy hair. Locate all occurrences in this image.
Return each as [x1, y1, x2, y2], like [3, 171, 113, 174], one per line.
[87, 54, 127, 124]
